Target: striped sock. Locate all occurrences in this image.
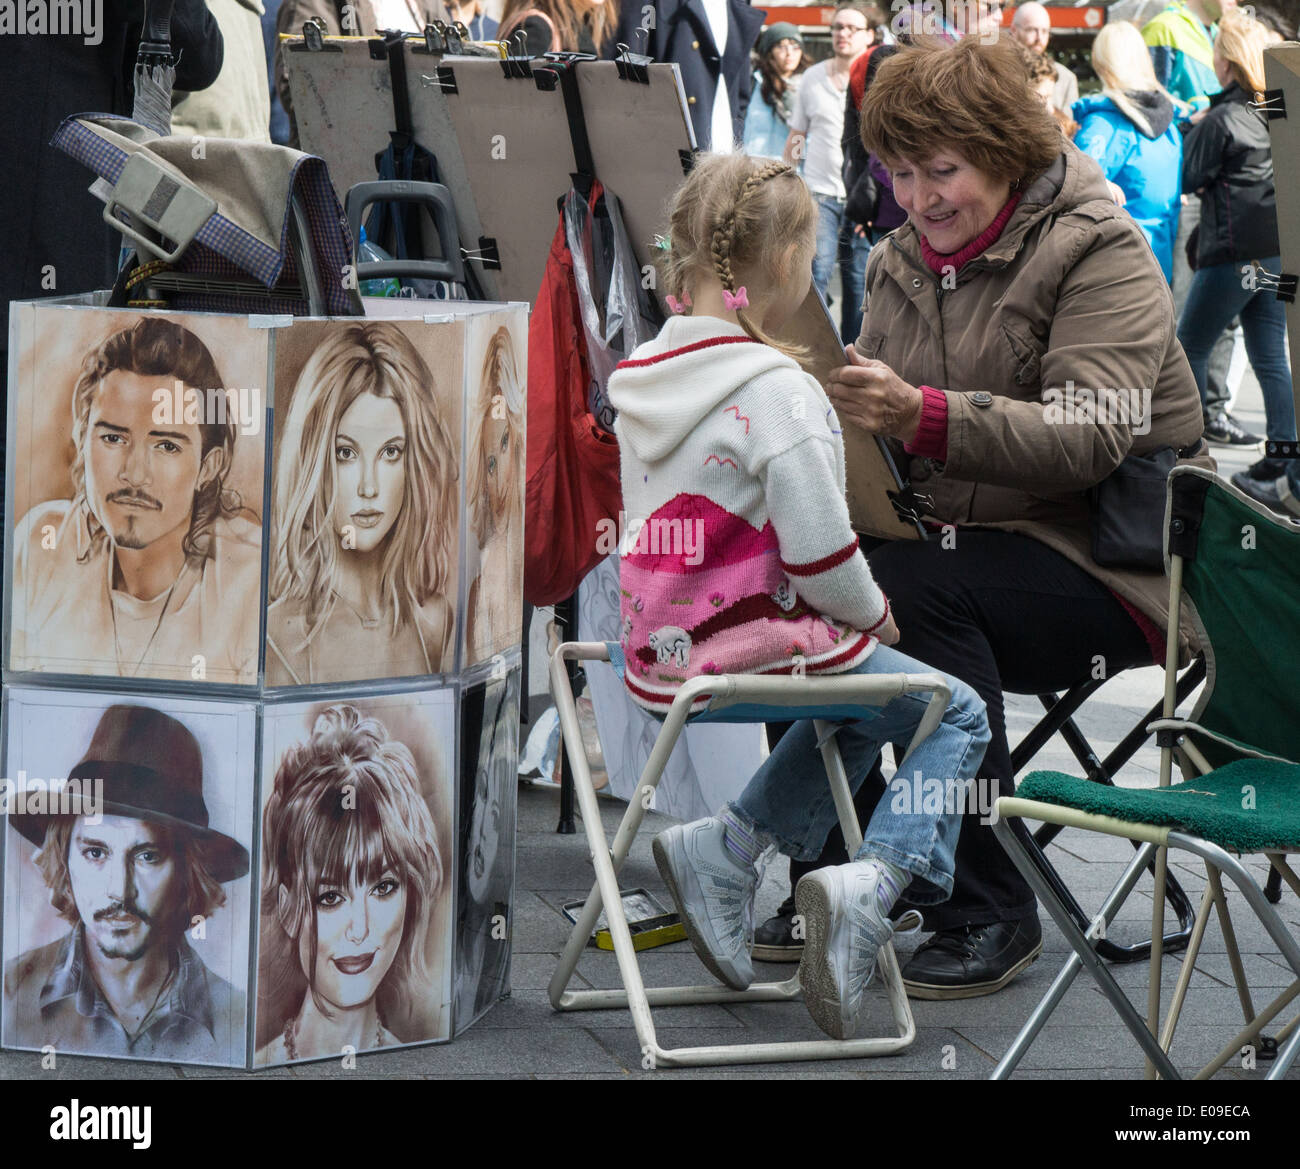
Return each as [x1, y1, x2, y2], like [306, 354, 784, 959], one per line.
[859, 857, 909, 916]
[718, 805, 771, 869]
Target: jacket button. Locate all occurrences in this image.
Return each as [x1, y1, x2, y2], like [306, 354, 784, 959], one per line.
[971, 391, 993, 407]
[912, 277, 922, 288]
[692, 39, 699, 49]
[688, 96, 696, 105]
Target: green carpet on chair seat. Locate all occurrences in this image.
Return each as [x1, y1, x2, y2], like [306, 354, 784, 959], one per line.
[1017, 758, 1300, 853]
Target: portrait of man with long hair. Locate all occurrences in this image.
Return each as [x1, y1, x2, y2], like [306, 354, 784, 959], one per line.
[7, 311, 264, 684]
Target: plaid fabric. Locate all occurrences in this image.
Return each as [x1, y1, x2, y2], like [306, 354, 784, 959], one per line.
[51, 114, 357, 316]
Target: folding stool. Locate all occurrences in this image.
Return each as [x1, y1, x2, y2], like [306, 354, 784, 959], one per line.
[547, 641, 953, 1068]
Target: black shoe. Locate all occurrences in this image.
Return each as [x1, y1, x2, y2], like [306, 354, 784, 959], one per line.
[754, 892, 921, 962]
[753, 894, 801, 962]
[1204, 412, 1263, 448]
[1232, 471, 1300, 519]
[901, 917, 1042, 1000]
[1241, 456, 1289, 481]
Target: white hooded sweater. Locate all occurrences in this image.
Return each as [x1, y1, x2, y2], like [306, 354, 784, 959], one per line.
[607, 315, 891, 712]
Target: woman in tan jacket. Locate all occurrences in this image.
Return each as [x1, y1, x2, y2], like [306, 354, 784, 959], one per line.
[756, 36, 1209, 1000]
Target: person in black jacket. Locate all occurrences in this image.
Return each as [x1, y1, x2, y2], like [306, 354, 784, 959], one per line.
[608, 0, 765, 150]
[1175, 11, 1296, 489]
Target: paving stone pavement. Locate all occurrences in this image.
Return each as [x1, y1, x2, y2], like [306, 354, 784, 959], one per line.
[1, 379, 1293, 1083]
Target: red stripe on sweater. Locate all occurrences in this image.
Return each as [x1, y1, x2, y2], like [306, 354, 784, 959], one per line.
[615, 335, 762, 370]
[864, 596, 891, 635]
[781, 537, 860, 577]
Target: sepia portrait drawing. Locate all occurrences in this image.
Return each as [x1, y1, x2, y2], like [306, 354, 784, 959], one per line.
[455, 669, 519, 1028]
[2, 692, 255, 1066]
[266, 321, 461, 685]
[7, 309, 265, 684]
[256, 693, 454, 1065]
[464, 319, 525, 667]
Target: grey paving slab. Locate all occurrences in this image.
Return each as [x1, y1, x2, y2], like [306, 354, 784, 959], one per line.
[584, 1023, 984, 1077]
[469, 988, 745, 1031]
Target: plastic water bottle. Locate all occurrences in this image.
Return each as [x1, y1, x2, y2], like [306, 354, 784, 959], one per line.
[357, 226, 401, 297]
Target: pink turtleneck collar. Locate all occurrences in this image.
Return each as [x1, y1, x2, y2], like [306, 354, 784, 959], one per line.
[919, 191, 1023, 274]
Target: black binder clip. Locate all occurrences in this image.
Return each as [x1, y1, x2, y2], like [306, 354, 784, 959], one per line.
[887, 485, 935, 527]
[414, 23, 446, 54]
[462, 237, 501, 271]
[615, 42, 651, 84]
[294, 17, 340, 53]
[1253, 88, 1286, 119]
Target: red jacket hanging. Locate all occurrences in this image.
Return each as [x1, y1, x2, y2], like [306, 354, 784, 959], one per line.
[524, 180, 623, 607]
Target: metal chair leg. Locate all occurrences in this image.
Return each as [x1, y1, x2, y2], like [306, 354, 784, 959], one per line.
[992, 838, 1163, 1079]
[992, 815, 1182, 1079]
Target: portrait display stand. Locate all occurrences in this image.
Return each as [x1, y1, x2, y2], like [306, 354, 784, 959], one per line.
[1, 296, 527, 1068]
[1261, 45, 1300, 459]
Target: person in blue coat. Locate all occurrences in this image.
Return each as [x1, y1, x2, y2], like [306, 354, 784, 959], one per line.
[1072, 20, 1189, 282]
[742, 22, 806, 161]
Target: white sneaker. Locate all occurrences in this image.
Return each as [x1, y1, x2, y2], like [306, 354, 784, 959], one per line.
[796, 861, 897, 1039]
[652, 818, 760, 990]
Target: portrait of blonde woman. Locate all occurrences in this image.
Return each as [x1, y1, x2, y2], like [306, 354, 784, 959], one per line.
[464, 324, 525, 666]
[267, 322, 459, 684]
[255, 701, 451, 1064]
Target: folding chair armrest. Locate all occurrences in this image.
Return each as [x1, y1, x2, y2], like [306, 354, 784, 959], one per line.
[1146, 719, 1292, 765]
[550, 641, 613, 667]
[996, 796, 1172, 847]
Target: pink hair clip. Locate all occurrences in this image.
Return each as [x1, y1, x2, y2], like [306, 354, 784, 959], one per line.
[722, 286, 749, 311]
[667, 291, 693, 314]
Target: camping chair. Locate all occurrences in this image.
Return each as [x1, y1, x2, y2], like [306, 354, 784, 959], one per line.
[991, 466, 1300, 1080]
[1004, 656, 1205, 964]
[547, 641, 952, 1068]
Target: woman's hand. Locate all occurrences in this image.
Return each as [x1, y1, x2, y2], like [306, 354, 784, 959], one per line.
[826, 344, 925, 443]
[1106, 180, 1127, 207]
[875, 613, 901, 646]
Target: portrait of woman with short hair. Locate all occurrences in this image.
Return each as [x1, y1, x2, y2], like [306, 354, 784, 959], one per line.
[255, 697, 454, 1065]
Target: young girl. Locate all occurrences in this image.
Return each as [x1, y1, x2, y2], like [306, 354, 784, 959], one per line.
[606, 153, 990, 1040]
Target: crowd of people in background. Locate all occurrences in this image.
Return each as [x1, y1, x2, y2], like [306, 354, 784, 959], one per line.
[734, 0, 1298, 517]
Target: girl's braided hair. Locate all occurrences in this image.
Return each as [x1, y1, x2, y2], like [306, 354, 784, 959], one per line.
[657, 152, 816, 362]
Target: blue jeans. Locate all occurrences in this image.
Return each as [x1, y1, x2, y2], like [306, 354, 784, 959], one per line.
[732, 645, 990, 905]
[812, 193, 844, 302]
[838, 224, 873, 344]
[1177, 258, 1297, 442]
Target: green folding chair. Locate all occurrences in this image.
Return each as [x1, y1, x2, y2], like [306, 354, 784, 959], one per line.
[991, 466, 1300, 1080]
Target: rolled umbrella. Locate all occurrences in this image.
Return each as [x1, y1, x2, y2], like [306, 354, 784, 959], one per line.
[133, 0, 177, 136]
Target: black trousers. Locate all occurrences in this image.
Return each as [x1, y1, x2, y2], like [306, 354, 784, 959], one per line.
[774, 530, 1152, 931]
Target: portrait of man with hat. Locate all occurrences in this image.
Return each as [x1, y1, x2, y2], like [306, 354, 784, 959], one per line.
[3, 702, 250, 1065]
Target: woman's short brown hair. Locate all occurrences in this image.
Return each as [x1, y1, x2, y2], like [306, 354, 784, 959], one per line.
[859, 36, 1062, 185]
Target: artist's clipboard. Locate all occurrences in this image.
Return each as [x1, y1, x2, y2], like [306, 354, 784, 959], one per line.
[777, 288, 926, 541]
[283, 38, 926, 539]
